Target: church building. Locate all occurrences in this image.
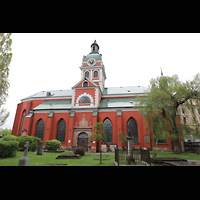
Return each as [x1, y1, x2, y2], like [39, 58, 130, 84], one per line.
[12, 40, 173, 152]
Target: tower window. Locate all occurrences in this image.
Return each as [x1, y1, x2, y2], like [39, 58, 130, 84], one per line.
[83, 81, 88, 87]
[93, 71, 98, 78]
[85, 71, 89, 78]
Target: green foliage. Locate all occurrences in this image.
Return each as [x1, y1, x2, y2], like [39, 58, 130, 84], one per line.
[0, 33, 12, 127]
[136, 73, 200, 153]
[31, 137, 42, 152]
[45, 139, 61, 151]
[1, 135, 18, 141]
[89, 122, 106, 143]
[17, 136, 41, 151]
[73, 146, 85, 156]
[118, 132, 128, 148]
[0, 140, 19, 158]
[0, 128, 12, 136]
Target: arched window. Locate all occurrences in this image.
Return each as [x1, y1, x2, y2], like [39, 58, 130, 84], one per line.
[104, 118, 113, 143]
[85, 71, 89, 78]
[93, 71, 98, 78]
[78, 96, 91, 104]
[35, 119, 45, 140]
[83, 81, 88, 87]
[78, 132, 88, 138]
[127, 117, 138, 143]
[19, 110, 26, 135]
[153, 118, 166, 144]
[56, 118, 66, 143]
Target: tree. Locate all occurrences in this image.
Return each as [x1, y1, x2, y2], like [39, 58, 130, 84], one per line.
[118, 132, 128, 149]
[0, 128, 12, 136]
[89, 122, 106, 164]
[136, 73, 200, 154]
[0, 33, 12, 127]
[89, 122, 106, 151]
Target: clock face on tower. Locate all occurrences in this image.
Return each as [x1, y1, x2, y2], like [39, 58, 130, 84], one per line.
[87, 58, 96, 66]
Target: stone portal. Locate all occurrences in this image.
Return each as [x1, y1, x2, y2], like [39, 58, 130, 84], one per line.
[73, 114, 92, 151]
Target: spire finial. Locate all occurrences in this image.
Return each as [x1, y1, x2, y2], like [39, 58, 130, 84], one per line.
[160, 67, 163, 76]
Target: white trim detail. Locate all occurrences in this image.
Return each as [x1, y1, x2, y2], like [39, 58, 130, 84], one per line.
[75, 92, 94, 107]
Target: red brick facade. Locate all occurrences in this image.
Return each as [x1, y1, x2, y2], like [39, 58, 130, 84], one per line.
[12, 40, 173, 152]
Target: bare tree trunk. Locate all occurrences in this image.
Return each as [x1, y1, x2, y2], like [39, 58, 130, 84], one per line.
[172, 140, 182, 154]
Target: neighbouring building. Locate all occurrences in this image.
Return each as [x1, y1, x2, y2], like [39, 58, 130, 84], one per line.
[12, 40, 174, 152]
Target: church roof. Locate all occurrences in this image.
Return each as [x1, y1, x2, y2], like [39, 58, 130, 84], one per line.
[21, 86, 148, 102]
[21, 90, 72, 101]
[99, 97, 140, 108]
[33, 100, 72, 110]
[82, 53, 101, 62]
[103, 86, 148, 95]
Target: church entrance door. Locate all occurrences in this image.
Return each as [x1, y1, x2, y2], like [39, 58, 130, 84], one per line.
[77, 132, 88, 151]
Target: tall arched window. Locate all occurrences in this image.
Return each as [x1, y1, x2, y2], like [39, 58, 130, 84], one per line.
[153, 118, 166, 144]
[35, 119, 45, 140]
[19, 110, 26, 135]
[85, 71, 89, 78]
[104, 118, 113, 143]
[56, 118, 66, 143]
[127, 117, 138, 143]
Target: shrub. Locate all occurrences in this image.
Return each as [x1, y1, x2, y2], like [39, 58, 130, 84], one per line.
[17, 136, 34, 151]
[1, 135, 18, 141]
[73, 146, 85, 156]
[0, 141, 19, 158]
[45, 139, 61, 151]
[17, 136, 42, 151]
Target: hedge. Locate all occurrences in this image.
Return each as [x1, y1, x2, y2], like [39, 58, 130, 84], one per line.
[1, 135, 42, 152]
[0, 141, 19, 158]
[45, 140, 61, 151]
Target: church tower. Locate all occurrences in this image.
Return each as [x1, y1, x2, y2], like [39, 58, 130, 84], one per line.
[72, 40, 106, 108]
[80, 40, 106, 92]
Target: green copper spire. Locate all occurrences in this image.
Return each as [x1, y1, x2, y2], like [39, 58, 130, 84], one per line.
[160, 67, 163, 76]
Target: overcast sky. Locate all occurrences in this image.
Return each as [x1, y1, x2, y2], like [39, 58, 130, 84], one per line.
[2, 33, 200, 129]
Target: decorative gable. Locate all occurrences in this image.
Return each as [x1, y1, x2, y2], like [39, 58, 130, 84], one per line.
[72, 77, 98, 89]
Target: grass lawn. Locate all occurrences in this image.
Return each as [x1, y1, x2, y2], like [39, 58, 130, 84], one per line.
[1, 150, 200, 166]
[152, 151, 200, 161]
[0, 151, 115, 166]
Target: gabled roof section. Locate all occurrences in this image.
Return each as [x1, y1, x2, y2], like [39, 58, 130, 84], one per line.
[33, 100, 72, 110]
[21, 90, 72, 101]
[99, 97, 146, 108]
[72, 77, 98, 89]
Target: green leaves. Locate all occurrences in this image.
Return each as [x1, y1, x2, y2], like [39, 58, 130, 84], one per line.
[136, 73, 200, 147]
[0, 33, 12, 127]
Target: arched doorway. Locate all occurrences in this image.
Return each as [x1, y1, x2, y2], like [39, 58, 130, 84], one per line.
[77, 132, 88, 151]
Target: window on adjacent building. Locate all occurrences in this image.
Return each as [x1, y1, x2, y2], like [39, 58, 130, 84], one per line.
[182, 108, 186, 114]
[183, 117, 188, 124]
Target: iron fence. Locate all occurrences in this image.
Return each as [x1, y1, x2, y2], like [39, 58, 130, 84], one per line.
[115, 147, 152, 166]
